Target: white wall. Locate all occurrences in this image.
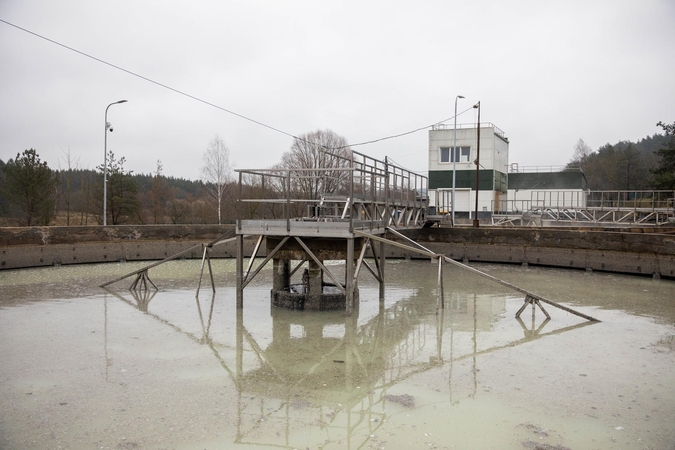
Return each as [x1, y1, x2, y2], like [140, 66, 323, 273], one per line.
[430, 188, 502, 213]
[506, 189, 587, 211]
[429, 126, 507, 173]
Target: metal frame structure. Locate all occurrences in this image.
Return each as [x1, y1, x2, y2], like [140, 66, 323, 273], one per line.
[99, 148, 597, 323]
[493, 190, 675, 226]
[236, 150, 428, 236]
[234, 150, 428, 312]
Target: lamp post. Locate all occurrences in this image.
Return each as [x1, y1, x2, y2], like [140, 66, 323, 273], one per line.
[452, 95, 464, 226]
[103, 100, 127, 226]
[472, 101, 481, 228]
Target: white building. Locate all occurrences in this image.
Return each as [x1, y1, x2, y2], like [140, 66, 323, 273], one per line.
[428, 124, 587, 222]
[505, 165, 587, 212]
[428, 123, 509, 218]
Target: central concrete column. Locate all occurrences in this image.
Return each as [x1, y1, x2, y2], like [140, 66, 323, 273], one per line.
[272, 258, 290, 292]
[307, 260, 323, 295]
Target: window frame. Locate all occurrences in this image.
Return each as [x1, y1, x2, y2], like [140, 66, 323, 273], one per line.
[439, 146, 471, 163]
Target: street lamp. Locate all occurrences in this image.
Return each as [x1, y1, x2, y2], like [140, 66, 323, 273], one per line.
[452, 95, 464, 226]
[473, 101, 481, 228]
[103, 100, 127, 226]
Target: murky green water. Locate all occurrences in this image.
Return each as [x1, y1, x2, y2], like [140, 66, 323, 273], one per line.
[1, 259, 674, 449]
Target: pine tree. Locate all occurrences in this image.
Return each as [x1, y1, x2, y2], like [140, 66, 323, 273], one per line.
[1, 149, 59, 226]
[651, 121, 675, 190]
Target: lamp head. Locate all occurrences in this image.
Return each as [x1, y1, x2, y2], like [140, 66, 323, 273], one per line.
[117, 100, 128, 104]
[473, 102, 480, 108]
[458, 95, 465, 99]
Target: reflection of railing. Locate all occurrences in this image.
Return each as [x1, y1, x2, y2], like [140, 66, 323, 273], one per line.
[104, 266, 597, 449]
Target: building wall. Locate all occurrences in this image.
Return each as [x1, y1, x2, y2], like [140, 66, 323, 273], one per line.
[507, 189, 587, 209]
[505, 172, 588, 210]
[428, 125, 509, 212]
[508, 171, 587, 190]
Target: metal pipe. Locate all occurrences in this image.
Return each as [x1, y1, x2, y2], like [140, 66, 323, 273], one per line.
[452, 95, 464, 226]
[473, 101, 481, 227]
[103, 100, 127, 226]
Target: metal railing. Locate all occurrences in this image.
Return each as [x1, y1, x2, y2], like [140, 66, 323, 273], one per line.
[235, 149, 428, 234]
[586, 190, 675, 210]
[508, 164, 582, 173]
[430, 122, 507, 140]
[493, 190, 675, 225]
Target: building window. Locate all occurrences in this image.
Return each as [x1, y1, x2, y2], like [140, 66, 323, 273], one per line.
[440, 147, 470, 163]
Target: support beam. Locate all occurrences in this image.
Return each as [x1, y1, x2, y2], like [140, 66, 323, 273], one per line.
[196, 245, 216, 296]
[99, 230, 237, 288]
[346, 237, 355, 316]
[353, 238, 370, 285]
[244, 235, 264, 279]
[376, 227, 600, 322]
[242, 236, 289, 289]
[293, 237, 346, 294]
[379, 238, 386, 300]
[236, 235, 244, 309]
[436, 256, 444, 312]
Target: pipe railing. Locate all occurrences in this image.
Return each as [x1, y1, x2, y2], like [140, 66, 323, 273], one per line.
[235, 150, 428, 232]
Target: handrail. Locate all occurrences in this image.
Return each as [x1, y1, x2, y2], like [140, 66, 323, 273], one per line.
[234, 150, 428, 229]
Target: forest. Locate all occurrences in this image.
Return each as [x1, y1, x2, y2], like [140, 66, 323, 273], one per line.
[567, 131, 673, 190]
[0, 130, 352, 226]
[1, 124, 673, 226]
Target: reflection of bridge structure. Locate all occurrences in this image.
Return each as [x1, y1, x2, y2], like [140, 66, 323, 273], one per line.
[103, 282, 595, 449]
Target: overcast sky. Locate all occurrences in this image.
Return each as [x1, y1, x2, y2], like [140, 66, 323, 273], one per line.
[1, 0, 674, 180]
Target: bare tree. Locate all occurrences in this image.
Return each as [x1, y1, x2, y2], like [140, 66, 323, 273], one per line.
[200, 135, 233, 224]
[570, 139, 593, 170]
[280, 129, 352, 200]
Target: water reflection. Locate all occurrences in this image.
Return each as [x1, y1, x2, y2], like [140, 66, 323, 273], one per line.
[102, 278, 598, 449]
[2, 261, 675, 449]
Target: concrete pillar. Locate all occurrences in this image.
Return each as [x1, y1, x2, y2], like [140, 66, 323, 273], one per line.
[272, 258, 290, 292]
[308, 260, 323, 295]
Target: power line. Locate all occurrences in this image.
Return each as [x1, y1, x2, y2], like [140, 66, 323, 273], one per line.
[1, 18, 474, 155]
[333, 105, 476, 150]
[0, 18, 299, 141]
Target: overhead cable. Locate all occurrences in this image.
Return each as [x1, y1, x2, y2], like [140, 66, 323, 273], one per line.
[1, 18, 474, 152]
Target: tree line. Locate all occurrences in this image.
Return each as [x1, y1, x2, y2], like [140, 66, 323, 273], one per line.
[0, 130, 352, 227]
[2, 123, 673, 227]
[568, 121, 675, 191]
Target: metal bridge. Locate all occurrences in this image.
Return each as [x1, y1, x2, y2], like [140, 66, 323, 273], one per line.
[101, 148, 598, 322]
[233, 149, 428, 313]
[235, 149, 429, 237]
[492, 190, 675, 226]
